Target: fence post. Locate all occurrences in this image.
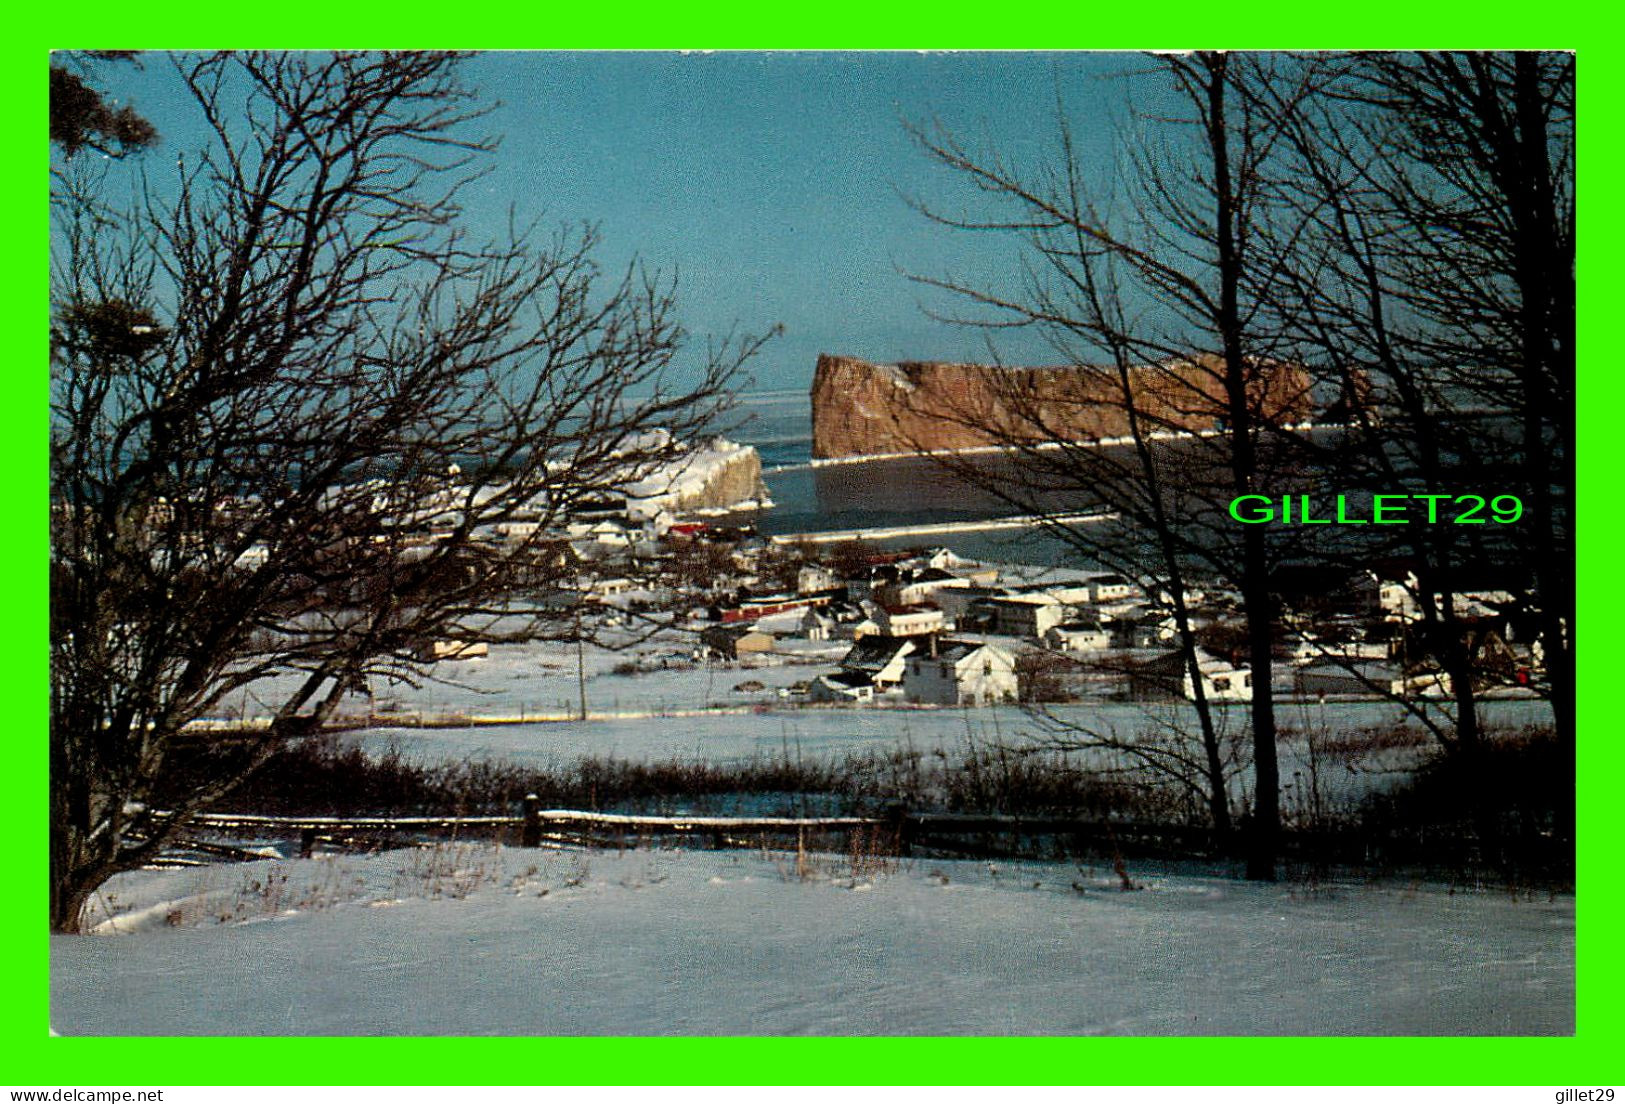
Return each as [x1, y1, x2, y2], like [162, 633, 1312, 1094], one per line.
[885, 804, 914, 857]
[522, 794, 541, 848]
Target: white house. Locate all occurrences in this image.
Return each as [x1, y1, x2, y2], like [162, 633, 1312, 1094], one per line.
[566, 519, 633, 547]
[876, 567, 971, 608]
[1110, 610, 1177, 649]
[1045, 619, 1111, 653]
[1086, 573, 1139, 604]
[903, 640, 1018, 706]
[807, 671, 876, 703]
[877, 604, 947, 637]
[1294, 659, 1453, 699]
[1129, 647, 1252, 702]
[1374, 570, 1514, 623]
[587, 576, 636, 599]
[1287, 631, 1390, 667]
[838, 635, 918, 689]
[795, 606, 837, 642]
[838, 615, 881, 641]
[984, 595, 1068, 640]
[1189, 651, 1251, 702]
[911, 547, 959, 572]
[797, 564, 841, 595]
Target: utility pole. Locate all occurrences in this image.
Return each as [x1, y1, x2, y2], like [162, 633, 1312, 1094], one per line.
[575, 606, 588, 721]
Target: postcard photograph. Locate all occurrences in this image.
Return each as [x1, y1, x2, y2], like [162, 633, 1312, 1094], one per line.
[47, 49, 1574, 1037]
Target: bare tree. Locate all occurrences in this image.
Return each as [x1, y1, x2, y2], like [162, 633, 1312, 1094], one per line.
[901, 50, 1573, 875]
[49, 52, 769, 932]
[903, 52, 1318, 877]
[1250, 51, 1573, 753]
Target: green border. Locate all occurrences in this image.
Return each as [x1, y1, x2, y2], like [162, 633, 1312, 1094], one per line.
[11, 6, 1612, 1087]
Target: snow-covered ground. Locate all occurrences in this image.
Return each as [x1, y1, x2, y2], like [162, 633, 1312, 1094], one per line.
[205, 630, 1549, 783]
[344, 700, 1547, 821]
[212, 630, 851, 724]
[113, 627, 1569, 1039]
[213, 630, 1554, 734]
[51, 844, 1573, 1036]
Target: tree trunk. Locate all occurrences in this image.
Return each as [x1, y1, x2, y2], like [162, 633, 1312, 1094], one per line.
[1205, 53, 1278, 880]
[51, 867, 98, 935]
[1241, 562, 1280, 882]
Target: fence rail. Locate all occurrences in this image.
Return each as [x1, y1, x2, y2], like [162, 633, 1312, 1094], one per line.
[166, 804, 1563, 876]
[170, 802, 1233, 861]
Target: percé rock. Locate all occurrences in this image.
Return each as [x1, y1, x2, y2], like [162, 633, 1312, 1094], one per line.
[809, 354, 1317, 461]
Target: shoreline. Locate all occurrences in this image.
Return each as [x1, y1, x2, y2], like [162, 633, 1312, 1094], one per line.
[780, 422, 1320, 472]
[766, 509, 1117, 544]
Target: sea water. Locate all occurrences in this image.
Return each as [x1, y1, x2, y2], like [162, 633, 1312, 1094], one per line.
[725, 388, 1108, 566]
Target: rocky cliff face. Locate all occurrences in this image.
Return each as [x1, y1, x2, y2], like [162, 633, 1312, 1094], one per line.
[624, 439, 768, 517]
[668, 444, 767, 513]
[809, 353, 1315, 460]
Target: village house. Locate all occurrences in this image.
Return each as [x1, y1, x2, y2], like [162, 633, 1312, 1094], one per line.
[982, 594, 1069, 640]
[928, 584, 1004, 622]
[1294, 659, 1454, 699]
[837, 635, 918, 690]
[795, 605, 837, 642]
[663, 520, 710, 541]
[1044, 618, 1111, 653]
[587, 576, 636, 600]
[807, 670, 876, 704]
[493, 519, 544, 543]
[1128, 647, 1252, 702]
[1373, 569, 1516, 624]
[700, 624, 777, 661]
[415, 639, 490, 663]
[1286, 627, 1392, 667]
[1110, 609, 1177, 649]
[566, 519, 634, 547]
[1085, 574, 1140, 604]
[839, 613, 882, 640]
[959, 565, 1001, 587]
[874, 566, 971, 608]
[796, 563, 841, 595]
[908, 547, 959, 572]
[877, 603, 948, 637]
[708, 590, 833, 624]
[902, 639, 1018, 706]
[1004, 579, 1095, 606]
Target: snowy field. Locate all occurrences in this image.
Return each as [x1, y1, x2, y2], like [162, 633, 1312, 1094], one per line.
[202, 628, 1555, 818]
[235, 630, 1551, 770]
[350, 698, 1554, 767]
[51, 844, 1573, 1036]
[107, 625, 1569, 1039]
[213, 628, 1555, 741]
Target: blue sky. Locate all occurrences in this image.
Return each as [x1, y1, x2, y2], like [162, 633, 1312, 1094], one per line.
[85, 51, 1180, 392]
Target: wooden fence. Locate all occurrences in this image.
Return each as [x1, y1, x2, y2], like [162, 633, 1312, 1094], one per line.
[171, 803, 1559, 874]
[174, 801, 1229, 862]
